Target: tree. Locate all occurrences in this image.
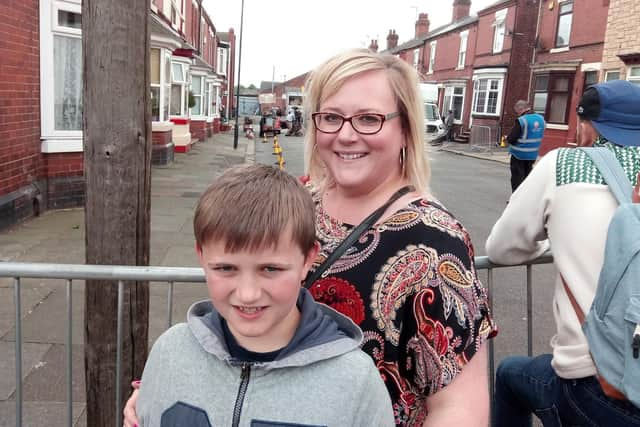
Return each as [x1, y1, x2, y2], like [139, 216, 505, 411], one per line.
[82, 0, 151, 425]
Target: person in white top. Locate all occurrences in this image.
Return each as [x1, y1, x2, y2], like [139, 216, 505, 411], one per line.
[486, 80, 640, 427]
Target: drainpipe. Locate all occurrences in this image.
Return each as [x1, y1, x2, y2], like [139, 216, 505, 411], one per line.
[197, 0, 202, 56]
[528, 0, 544, 98]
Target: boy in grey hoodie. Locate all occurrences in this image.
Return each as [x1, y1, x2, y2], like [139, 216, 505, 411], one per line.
[136, 164, 394, 427]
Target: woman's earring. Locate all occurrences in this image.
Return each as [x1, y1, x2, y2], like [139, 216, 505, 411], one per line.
[400, 146, 406, 176]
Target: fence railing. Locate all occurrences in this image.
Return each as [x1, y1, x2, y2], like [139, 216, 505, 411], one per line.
[0, 253, 554, 426]
[469, 124, 500, 154]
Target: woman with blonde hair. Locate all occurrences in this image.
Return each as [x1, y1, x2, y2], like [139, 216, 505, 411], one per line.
[124, 48, 495, 427]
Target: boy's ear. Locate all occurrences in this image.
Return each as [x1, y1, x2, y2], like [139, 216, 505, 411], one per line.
[195, 242, 204, 264]
[304, 241, 321, 269]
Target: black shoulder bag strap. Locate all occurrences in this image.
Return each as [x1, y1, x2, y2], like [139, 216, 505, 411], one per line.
[304, 185, 415, 288]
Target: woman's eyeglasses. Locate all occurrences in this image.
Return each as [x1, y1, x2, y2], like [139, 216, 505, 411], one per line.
[311, 112, 399, 135]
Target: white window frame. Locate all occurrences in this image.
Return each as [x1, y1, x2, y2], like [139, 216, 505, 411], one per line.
[170, 59, 191, 118]
[150, 48, 173, 123]
[413, 48, 420, 70]
[190, 74, 205, 117]
[458, 30, 468, 69]
[628, 66, 640, 86]
[40, 0, 83, 153]
[217, 47, 227, 76]
[472, 69, 507, 117]
[428, 41, 436, 74]
[443, 85, 466, 124]
[555, 1, 573, 48]
[605, 70, 620, 82]
[493, 9, 507, 54]
[472, 78, 503, 116]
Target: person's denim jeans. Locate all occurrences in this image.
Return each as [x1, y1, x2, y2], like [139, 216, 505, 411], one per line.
[493, 354, 640, 427]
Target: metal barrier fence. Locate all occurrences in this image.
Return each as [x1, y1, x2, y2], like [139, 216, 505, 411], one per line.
[469, 125, 497, 154]
[0, 253, 553, 426]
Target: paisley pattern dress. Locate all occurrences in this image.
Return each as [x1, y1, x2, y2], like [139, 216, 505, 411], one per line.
[307, 191, 497, 426]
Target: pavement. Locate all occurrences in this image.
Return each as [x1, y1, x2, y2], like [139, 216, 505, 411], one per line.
[0, 126, 506, 426]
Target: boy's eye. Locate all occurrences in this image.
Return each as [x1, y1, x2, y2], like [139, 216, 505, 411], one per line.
[212, 265, 235, 272]
[262, 266, 282, 273]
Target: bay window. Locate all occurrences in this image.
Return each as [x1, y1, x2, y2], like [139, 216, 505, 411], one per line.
[170, 61, 190, 117]
[190, 75, 204, 116]
[472, 78, 503, 115]
[41, 0, 83, 152]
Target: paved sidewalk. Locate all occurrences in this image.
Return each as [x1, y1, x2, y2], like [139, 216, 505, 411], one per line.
[0, 131, 255, 427]
[437, 141, 510, 164]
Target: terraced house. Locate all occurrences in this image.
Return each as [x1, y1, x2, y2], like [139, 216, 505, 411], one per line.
[386, 0, 634, 155]
[0, 0, 236, 230]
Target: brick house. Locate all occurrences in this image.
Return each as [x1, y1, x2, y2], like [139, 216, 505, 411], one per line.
[531, 0, 609, 154]
[601, 0, 640, 87]
[0, 0, 235, 231]
[257, 71, 308, 113]
[386, 0, 538, 145]
[383, 0, 633, 155]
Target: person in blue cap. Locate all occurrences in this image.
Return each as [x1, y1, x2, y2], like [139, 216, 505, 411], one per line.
[485, 79, 640, 426]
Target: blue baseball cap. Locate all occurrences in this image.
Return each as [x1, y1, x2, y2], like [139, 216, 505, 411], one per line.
[576, 80, 640, 147]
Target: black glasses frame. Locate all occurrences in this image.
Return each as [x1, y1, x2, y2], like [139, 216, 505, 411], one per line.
[311, 111, 400, 135]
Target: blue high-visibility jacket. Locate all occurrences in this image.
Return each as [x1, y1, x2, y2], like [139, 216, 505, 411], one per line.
[509, 113, 545, 160]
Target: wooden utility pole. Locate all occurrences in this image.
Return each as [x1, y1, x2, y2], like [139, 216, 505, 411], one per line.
[82, 0, 151, 425]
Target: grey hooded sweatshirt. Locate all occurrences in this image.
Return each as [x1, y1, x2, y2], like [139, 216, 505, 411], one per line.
[137, 288, 394, 427]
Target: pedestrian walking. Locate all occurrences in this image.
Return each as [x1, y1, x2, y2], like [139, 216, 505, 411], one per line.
[445, 109, 454, 141]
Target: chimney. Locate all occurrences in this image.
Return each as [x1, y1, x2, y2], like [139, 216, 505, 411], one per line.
[452, 0, 471, 22]
[368, 39, 379, 53]
[386, 29, 399, 50]
[415, 13, 430, 38]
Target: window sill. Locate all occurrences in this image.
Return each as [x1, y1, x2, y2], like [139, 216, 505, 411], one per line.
[546, 123, 569, 130]
[471, 112, 501, 118]
[549, 46, 570, 54]
[41, 137, 83, 153]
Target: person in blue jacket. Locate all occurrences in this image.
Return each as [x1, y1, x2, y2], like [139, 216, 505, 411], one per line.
[506, 100, 546, 192]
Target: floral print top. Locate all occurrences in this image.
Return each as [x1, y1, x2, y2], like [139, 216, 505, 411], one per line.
[306, 191, 497, 426]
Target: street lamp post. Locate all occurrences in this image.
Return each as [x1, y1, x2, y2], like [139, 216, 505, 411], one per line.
[233, 0, 245, 149]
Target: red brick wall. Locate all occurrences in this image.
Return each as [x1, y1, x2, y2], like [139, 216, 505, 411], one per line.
[537, 0, 608, 52]
[43, 153, 84, 178]
[152, 129, 172, 146]
[0, 0, 42, 197]
[500, 0, 539, 135]
[190, 119, 206, 141]
[535, 0, 608, 152]
[474, 5, 514, 67]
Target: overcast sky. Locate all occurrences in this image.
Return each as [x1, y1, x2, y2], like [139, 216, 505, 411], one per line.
[202, 0, 497, 87]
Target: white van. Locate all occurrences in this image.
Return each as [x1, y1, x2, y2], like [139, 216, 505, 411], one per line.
[419, 84, 446, 143]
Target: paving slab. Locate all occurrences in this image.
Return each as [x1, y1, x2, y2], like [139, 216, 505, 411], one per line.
[0, 401, 86, 427]
[2, 286, 85, 345]
[0, 341, 51, 400]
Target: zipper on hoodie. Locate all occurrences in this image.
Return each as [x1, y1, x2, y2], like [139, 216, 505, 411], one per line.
[232, 363, 251, 427]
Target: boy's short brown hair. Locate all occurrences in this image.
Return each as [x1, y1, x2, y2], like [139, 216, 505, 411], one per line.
[193, 164, 316, 254]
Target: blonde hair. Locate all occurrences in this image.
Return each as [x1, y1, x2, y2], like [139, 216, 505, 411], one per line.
[303, 49, 430, 193]
[193, 164, 316, 254]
